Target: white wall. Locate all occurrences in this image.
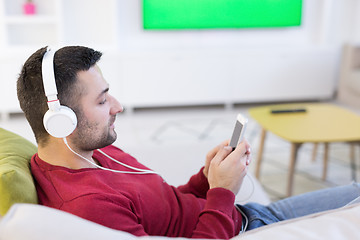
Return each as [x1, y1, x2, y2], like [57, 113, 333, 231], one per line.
[104, 0, 353, 108]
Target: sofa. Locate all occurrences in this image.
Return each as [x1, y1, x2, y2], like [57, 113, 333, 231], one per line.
[1, 127, 360, 239]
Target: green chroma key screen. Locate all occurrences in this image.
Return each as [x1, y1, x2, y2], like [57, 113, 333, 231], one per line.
[143, 0, 302, 30]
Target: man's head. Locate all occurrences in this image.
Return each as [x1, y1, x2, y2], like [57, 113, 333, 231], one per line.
[17, 46, 122, 149]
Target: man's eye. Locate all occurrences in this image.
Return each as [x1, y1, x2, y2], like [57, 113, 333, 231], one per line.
[99, 99, 107, 105]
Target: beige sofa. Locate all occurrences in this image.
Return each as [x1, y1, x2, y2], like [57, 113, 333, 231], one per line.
[1, 127, 360, 239]
[1, 202, 359, 240]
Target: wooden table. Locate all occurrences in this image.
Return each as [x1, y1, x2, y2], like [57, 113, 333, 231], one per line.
[249, 103, 360, 197]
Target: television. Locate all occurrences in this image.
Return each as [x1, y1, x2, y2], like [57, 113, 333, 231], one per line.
[143, 0, 302, 30]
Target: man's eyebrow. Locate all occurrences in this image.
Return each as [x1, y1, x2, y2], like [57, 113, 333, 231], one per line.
[97, 87, 109, 99]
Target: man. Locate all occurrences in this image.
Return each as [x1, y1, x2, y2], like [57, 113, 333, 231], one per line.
[17, 46, 360, 239]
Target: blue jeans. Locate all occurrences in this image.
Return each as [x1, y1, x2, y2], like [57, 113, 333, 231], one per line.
[237, 182, 360, 231]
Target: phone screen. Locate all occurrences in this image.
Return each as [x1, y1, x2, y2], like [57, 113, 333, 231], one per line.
[229, 120, 244, 149]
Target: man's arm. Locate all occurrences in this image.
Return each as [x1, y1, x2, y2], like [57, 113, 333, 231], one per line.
[177, 141, 229, 198]
[191, 187, 241, 239]
[177, 167, 209, 198]
[190, 141, 251, 238]
[60, 190, 240, 239]
[60, 194, 149, 236]
[178, 140, 250, 198]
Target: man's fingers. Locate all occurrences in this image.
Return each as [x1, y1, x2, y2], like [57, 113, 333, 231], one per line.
[229, 140, 252, 166]
[212, 145, 233, 164]
[206, 140, 229, 160]
[232, 140, 250, 157]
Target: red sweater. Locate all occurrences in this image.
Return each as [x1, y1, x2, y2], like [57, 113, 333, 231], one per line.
[31, 145, 242, 239]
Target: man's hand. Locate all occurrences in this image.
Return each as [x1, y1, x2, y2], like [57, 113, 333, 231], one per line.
[206, 140, 251, 195]
[203, 140, 229, 178]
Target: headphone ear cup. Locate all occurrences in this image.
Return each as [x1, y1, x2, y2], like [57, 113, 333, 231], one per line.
[43, 105, 77, 138]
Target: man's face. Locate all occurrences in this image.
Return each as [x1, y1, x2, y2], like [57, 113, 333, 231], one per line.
[71, 65, 123, 151]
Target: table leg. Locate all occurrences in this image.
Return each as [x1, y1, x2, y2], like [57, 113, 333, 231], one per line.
[287, 143, 301, 197]
[322, 143, 329, 180]
[312, 143, 318, 162]
[255, 128, 267, 179]
[350, 142, 357, 181]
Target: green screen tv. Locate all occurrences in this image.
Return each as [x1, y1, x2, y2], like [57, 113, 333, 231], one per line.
[143, 0, 302, 30]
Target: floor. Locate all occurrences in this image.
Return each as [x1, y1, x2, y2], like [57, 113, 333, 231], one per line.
[1, 101, 359, 202]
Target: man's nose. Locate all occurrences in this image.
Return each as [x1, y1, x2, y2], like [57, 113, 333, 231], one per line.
[110, 96, 123, 115]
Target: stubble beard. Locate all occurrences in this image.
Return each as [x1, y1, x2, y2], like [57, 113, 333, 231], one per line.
[73, 116, 117, 151]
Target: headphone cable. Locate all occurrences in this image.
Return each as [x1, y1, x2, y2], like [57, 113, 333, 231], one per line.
[62, 138, 159, 175]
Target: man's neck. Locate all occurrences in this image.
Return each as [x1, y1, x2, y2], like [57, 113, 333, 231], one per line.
[38, 138, 97, 169]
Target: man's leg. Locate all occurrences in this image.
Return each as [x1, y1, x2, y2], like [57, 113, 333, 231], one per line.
[239, 183, 360, 231]
[267, 182, 360, 220]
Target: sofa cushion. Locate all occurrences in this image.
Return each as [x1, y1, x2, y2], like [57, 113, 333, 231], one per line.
[0, 128, 38, 215]
[1, 203, 360, 240]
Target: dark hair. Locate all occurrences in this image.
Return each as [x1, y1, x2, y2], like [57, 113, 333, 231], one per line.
[17, 46, 102, 146]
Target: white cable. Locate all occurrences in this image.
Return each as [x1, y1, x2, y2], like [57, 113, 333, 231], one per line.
[235, 205, 248, 233]
[96, 149, 156, 174]
[237, 174, 255, 203]
[63, 138, 158, 175]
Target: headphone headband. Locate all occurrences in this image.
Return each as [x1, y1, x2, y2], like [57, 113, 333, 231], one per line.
[42, 47, 61, 112]
[42, 47, 58, 100]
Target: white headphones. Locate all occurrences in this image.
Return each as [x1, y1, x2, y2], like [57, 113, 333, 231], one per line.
[42, 47, 77, 138]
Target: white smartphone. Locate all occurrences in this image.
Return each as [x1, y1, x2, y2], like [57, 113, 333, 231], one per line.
[229, 114, 248, 149]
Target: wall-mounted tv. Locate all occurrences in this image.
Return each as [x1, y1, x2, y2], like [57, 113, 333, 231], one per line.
[143, 0, 302, 30]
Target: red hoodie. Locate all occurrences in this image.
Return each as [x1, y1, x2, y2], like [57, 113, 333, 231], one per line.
[31, 145, 242, 239]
